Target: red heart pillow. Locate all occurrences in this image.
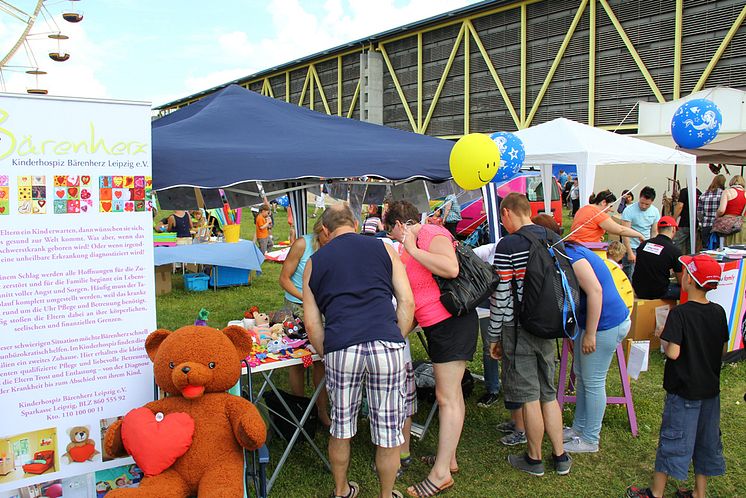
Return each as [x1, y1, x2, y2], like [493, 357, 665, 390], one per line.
[68, 443, 96, 462]
[121, 408, 195, 477]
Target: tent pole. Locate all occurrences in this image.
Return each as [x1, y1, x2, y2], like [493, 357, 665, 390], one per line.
[193, 187, 205, 210]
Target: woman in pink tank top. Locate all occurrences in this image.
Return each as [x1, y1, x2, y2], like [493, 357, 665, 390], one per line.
[384, 201, 478, 497]
[716, 175, 746, 246]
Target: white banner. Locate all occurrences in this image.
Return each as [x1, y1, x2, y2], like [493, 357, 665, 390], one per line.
[0, 93, 155, 495]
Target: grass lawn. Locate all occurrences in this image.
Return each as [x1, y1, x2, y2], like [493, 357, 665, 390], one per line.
[156, 207, 746, 497]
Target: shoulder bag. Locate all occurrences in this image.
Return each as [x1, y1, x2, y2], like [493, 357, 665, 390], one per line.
[712, 190, 746, 236]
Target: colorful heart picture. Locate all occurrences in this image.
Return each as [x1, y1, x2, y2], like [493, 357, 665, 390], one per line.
[81, 175, 91, 185]
[32, 176, 45, 186]
[0, 190, 5, 199]
[100, 188, 112, 200]
[18, 200, 31, 214]
[18, 187, 32, 200]
[68, 187, 79, 198]
[101, 201, 112, 212]
[134, 176, 145, 188]
[19, 176, 31, 186]
[113, 176, 123, 187]
[56, 189, 66, 199]
[100, 176, 111, 188]
[124, 176, 134, 188]
[0, 175, 8, 186]
[0, 206, 5, 214]
[33, 199, 46, 214]
[81, 189, 91, 200]
[67, 176, 79, 186]
[114, 190, 122, 199]
[32, 186, 45, 199]
[55, 175, 67, 186]
[125, 201, 134, 212]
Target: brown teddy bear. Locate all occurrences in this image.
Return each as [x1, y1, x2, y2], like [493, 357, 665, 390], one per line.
[64, 426, 99, 463]
[103, 325, 266, 497]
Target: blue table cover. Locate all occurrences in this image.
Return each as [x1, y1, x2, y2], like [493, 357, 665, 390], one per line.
[153, 240, 264, 270]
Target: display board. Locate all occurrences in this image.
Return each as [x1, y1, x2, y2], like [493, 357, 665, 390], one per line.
[706, 260, 746, 353]
[0, 93, 155, 496]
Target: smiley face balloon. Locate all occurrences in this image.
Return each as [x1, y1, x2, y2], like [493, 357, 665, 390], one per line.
[449, 133, 500, 190]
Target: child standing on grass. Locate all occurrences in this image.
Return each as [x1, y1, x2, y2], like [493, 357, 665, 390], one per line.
[627, 254, 728, 498]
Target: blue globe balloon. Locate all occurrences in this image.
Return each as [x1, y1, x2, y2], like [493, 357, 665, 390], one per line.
[275, 195, 289, 207]
[671, 99, 722, 149]
[489, 131, 525, 183]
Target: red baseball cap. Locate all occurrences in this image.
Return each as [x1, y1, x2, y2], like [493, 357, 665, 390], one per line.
[679, 254, 722, 290]
[658, 216, 679, 228]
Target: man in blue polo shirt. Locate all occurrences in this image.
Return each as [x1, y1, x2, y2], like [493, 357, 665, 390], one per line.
[622, 186, 661, 278]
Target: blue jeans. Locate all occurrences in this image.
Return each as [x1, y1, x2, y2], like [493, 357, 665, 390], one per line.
[622, 251, 636, 279]
[655, 393, 725, 481]
[571, 316, 631, 444]
[480, 316, 500, 394]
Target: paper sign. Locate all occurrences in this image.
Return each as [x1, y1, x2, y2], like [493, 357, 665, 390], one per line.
[0, 94, 154, 494]
[628, 340, 650, 380]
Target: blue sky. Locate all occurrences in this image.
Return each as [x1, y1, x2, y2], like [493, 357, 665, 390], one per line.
[0, 0, 479, 106]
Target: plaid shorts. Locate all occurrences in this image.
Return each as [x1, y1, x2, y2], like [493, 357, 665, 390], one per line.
[324, 340, 407, 448]
[405, 361, 417, 418]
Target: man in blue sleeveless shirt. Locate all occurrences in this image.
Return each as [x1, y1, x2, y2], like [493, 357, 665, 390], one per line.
[304, 204, 415, 498]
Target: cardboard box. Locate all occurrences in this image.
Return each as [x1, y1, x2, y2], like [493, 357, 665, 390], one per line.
[154, 265, 172, 295]
[627, 299, 676, 350]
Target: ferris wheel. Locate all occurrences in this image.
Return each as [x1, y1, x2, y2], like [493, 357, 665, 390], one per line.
[0, 0, 83, 95]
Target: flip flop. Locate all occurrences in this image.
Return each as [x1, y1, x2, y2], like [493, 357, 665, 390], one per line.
[406, 477, 454, 497]
[392, 492, 404, 498]
[419, 455, 459, 474]
[329, 481, 360, 498]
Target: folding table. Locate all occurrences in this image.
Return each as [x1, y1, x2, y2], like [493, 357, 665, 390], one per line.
[242, 355, 330, 495]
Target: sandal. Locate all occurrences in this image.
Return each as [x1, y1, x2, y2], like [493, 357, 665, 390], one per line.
[406, 477, 454, 497]
[675, 489, 693, 498]
[419, 455, 459, 474]
[329, 481, 360, 498]
[392, 492, 404, 498]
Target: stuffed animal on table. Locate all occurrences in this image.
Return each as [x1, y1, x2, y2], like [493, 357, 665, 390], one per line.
[252, 312, 284, 345]
[64, 426, 100, 463]
[103, 325, 266, 498]
[266, 337, 293, 356]
[194, 308, 209, 327]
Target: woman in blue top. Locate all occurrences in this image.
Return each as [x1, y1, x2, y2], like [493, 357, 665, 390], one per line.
[279, 217, 331, 426]
[533, 215, 631, 453]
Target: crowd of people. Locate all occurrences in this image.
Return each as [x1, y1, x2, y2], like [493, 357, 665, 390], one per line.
[262, 171, 736, 497]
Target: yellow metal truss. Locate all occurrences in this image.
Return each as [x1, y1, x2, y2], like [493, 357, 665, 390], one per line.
[163, 0, 746, 135]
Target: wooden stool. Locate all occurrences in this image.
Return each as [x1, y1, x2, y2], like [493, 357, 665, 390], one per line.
[556, 338, 639, 437]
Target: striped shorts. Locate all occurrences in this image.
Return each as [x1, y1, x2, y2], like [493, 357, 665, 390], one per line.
[324, 340, 406, 448]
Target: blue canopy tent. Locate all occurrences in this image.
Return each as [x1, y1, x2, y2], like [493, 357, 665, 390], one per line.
[152, 84, 455, 235]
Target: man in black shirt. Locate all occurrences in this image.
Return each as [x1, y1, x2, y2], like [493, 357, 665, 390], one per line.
[672, 185, 701, 254]
[627, 254, 728, 498]
[632, 216, 683, 300]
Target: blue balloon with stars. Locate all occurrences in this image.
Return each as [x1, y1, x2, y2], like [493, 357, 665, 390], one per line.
[489, 131, 525, 183]
[671, 99, 722, 149]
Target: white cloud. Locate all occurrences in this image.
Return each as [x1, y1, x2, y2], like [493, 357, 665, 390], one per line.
[175, 0, 478, 102]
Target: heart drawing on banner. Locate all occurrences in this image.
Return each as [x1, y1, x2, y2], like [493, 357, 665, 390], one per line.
[81, 189, 91, 200]
[68, 187, 78, 198]
[81, 175, 91, 185]
[0, 206, 4, 213]
[101, 202, 112, 212]
[38, 200, 46, 207]
[121, 408, 195, 477]
[0, 191, 5, 199]
[114, 191, 122, 199]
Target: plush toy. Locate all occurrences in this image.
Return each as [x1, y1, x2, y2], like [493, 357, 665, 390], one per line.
[194, 308, 209, 327]
[266, 337, 293, 356]
[269, 309, 293, 326]
[64, 426, 99, 463]
[253, 312, 275, 344]
[103, 325, 266, 497]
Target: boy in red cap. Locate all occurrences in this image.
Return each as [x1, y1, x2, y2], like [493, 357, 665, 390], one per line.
[627, 254, 729, 498]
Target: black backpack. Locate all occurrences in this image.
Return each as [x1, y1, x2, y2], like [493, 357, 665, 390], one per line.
[514, 227, 580, 339]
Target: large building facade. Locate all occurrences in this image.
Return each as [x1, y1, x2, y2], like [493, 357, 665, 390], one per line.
[157, 0, 746, 138]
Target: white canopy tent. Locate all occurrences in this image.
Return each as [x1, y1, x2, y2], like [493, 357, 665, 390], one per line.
[512, 118, 698, 252]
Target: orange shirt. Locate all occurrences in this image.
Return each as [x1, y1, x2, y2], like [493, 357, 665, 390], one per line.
[569, 204, 610, 242]
[256, 214, 269, 239]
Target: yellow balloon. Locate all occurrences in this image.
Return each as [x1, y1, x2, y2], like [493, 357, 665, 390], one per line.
[449, 133, 500, 190]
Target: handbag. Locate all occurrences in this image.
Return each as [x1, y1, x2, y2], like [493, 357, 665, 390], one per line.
[712, 198, 746, 236]
[433, 241, 500, 316]
[712, 214, 743, 236]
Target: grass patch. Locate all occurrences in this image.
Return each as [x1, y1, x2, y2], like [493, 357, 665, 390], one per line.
[155, 206, 746, 497]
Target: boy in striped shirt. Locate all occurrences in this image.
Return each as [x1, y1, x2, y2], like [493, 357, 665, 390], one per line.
[488, 193, 572, 477]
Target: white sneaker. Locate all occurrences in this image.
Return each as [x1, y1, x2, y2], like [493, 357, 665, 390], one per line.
[562, 426, 580, 442]
[564, 437, 599, 453]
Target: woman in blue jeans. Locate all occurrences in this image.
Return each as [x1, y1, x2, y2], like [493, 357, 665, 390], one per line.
[563, 241, 630, 452]
[532, 215, 630, 453]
